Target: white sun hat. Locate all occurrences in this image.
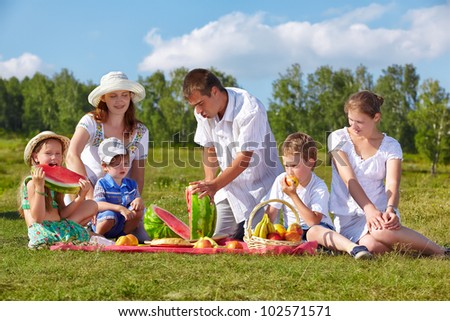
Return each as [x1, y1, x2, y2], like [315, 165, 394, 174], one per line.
[24, 131, 70, 166]
[98, 137, 127, 165]
[88, 71, 146, 107]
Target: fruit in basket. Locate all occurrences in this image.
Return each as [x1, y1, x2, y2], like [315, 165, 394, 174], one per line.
[226, 240, 243, 250]
[267, 232, 283, 240]
[186, 186, 217, 240]
[253, 213, 276, 239]
[285, 175, 299, 187]
[284, 231, 302, 242]
[287, 223, 302, 234]
[273, 224, 287, 238]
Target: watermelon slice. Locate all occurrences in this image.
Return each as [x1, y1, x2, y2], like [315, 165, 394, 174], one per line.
[35, 164, 85, 194]
[149, 205, 190, 240]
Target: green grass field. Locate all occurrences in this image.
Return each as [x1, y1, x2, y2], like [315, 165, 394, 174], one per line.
[0, 138, 449, 301]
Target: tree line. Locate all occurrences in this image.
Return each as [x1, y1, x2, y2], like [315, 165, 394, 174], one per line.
[0, 64, 448, 174]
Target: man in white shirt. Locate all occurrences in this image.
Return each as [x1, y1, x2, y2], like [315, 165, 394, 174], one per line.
[183, 69, 283, 239]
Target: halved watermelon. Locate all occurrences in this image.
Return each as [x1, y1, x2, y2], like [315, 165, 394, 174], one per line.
[37, 164, 85, 194]
[186, 186, 217, 240]
[145, 205, 190, 240]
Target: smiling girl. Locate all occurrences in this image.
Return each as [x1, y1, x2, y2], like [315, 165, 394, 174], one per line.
[19, 131, 97, 248]
[329, 91, 447, 256]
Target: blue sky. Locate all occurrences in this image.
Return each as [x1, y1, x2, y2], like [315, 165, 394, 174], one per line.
[1, 0, 449, 107]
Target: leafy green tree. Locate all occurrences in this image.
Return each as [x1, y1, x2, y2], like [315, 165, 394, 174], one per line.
[139, 67, 238, 145]
[408, 79, 450, 175]
[305, 66, 359, 143]
[52, 69, 86, 135]
[375, 64, 419, 153]
[0, 79, 7, 133]
[4, 77, 24, 132]
[268, 63, 307, 143]
[21, 73, 56, 134]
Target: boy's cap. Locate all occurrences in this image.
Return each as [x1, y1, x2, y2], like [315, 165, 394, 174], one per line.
[98, 137, 127, 165]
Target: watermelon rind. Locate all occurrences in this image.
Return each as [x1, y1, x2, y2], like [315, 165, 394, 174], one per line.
[145, 205, 190, 240]
[38, 165, 83, 194]
[186, 187, 217, 240]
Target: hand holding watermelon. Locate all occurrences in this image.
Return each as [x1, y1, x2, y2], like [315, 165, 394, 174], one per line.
[34, 164, 88, 194]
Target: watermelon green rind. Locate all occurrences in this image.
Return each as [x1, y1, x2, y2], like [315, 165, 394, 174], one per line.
[186, 188, 217, 240]
[146, 205, 190, 240]
[26, 165, 84, 194]
[143, 207, 180, 239]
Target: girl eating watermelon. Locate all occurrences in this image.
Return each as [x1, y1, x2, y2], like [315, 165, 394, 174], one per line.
[19, 131, 98, 248]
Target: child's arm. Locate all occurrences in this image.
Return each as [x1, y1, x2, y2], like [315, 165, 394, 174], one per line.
[382, 158, 402, 230]
[265, 205, 280, 223]
[129, 197, 144, 212]
[332, 149, 384, 230]
[58, 179, 91, 219]
[281, 178, 322, 227]
[26, 167, 47, 223]
[97, 201, 136, 221]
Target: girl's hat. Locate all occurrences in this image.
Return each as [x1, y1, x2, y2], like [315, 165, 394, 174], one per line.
[88, 71, 146, 107]
[24, 131, 70, 166]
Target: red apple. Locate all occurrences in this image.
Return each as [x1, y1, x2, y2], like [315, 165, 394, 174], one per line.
[267, 232, 283, 240]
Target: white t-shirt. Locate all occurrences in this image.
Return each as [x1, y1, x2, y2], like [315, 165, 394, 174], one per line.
[194, 87, 283, 223]
[328, 127, 403, 216]
[76, 114, 149, 185]
[265, 172, 333, 229]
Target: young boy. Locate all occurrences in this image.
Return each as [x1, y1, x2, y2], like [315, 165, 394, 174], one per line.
[265, 132, 372, 259]
[92, 137, 145, 240]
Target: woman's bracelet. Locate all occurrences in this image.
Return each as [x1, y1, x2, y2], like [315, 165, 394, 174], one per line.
[35, 190, 48, 197]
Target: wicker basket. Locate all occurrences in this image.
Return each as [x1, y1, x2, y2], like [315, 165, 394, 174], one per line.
[244, 199, 303, 250]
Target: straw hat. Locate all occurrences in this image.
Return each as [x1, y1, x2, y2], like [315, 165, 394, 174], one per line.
[24, 131, 70, 166]
[98, 137, 127, 165]
[88, 71, 145, 107]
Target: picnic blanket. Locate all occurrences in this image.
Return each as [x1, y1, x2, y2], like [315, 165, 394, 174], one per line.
[50, 239, 318, 256]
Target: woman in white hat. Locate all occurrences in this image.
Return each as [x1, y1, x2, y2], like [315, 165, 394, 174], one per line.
[66, 71, 149, 241]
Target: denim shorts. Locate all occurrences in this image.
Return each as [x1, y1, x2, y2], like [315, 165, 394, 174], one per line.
[93, 210, 126, 239]
[302, 222, 335, 241]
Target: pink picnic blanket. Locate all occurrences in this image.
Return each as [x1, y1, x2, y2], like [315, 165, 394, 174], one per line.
[50, 239, 318, 255]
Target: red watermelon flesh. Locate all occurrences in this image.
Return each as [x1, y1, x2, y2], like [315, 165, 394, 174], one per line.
[38, 164, 85, 194]
[151, 205, 190, 240]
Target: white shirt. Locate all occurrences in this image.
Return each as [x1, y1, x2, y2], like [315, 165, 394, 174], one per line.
[266, 172, 333, 229]
[328, 128, 403, 216]
[194, 88, 283, 223]
[76, 114, 149, 185]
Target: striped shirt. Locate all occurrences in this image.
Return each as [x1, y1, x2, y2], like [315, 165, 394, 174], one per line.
[194, 87, 283, 223]
[94, 174, 140, 207]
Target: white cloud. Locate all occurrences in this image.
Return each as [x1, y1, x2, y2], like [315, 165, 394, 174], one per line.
[138, 3, 450, 80]
[0, 53, 44, 80]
